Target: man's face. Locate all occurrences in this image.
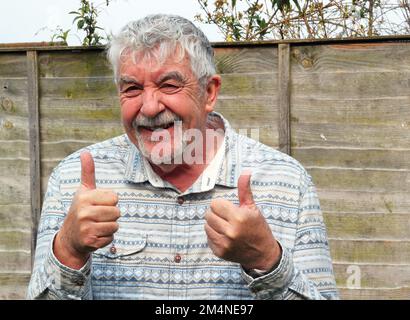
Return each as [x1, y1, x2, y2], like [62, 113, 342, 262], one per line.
[118, 50, 213, 165]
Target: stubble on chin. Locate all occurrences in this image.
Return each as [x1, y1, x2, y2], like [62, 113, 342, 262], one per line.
[134, 128, 187, 165]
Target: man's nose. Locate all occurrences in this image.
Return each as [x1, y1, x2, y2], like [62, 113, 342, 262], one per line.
[140, 90, 164, 118]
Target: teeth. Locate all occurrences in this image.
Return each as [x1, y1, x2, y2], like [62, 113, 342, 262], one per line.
[141, 123, 173, 131]
[154, 123, 173, 130]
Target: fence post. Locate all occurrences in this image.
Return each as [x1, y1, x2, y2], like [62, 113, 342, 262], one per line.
[278, 43, 291, 155]
[27, 50, 41, 269]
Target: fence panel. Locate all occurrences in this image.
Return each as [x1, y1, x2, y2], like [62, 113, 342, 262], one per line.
[0, 37, 409, 299]
[0, 52, 31, 299]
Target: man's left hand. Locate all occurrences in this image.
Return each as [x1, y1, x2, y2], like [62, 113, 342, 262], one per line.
[204, 171, 282, 271]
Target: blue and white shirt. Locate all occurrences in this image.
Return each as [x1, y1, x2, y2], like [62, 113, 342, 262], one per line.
[27, 113, 338, 300]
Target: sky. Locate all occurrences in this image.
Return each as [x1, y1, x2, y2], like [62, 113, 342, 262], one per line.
[0, 0, 223, 45]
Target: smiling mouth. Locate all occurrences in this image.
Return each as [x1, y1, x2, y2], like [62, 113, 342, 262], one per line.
[139, 122, 174, 131]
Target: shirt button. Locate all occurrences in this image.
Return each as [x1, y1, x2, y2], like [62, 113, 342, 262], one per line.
[110, 245, 117, 254]
[177, 196, 184, 205]
[174, 254, 182, 263]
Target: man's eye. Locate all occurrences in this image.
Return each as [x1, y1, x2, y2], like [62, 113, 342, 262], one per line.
[160, 83, 181, 92]
[122, 86, 142, 95]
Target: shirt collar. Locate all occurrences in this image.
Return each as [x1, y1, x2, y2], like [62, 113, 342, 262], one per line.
[123, 111, 240, 192]
[213, 112, 241, 188]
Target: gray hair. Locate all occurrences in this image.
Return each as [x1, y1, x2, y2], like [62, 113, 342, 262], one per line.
[106, 14, 216, 88]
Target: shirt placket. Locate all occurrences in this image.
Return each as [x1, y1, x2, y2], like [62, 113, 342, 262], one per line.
[170, 194, 189, 299]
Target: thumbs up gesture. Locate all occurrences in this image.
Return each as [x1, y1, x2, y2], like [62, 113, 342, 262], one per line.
[53, 151, 120, 269]
[205, 171, 281, 271]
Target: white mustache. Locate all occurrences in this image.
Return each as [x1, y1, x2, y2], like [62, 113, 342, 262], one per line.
[132, 111, 181, 129]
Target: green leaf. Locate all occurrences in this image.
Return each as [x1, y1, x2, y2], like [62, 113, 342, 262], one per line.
[276, 0, 291, 11]
[77, 19, 85, 29]
[292, 0, 302, 12]
[257, 17, 267, 29]
[271, 0, 278, 9]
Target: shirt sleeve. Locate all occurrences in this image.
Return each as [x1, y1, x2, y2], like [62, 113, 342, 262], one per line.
[26, 165, 93, 300]
[241, 172, 339, 300]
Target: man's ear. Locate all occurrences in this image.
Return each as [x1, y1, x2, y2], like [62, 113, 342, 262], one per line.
[204, 75, 222, 113]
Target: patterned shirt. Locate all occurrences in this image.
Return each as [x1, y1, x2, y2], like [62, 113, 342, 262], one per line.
[27, 112, 338, 300]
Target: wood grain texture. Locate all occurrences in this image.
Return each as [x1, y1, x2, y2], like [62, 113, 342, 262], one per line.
[318, 190, 410, 214]
[0, 230, 31, 251]
[215, 46, 277, 74]
[216, 97, 279, 148]
[38, 51, 113, 78]
[0, 53, 31, 299]
[278, 44, 291, 155]
[292, 123, 410, 149]
[0, 251, 30, 272]
[39, 118, 123, 142]
[0, 159, 29, 180]
[214, 46, 280, 148]
[0, 79, 28, 125]
[339, 287, 410, 300]
[291, 97, 410, 126]
[329, 239, 410, 264]
[39, 98, 121, 120]
[0, 205, 31, 230]
[287, 41, 410, 300]
[0, 53, 27, 78]
[309, 168, 410, 192]
[0, 115, 31, 141]
[40, 141, 92, 160]
[0, 273, 30, 299]
[291, 43, 410, 73]
[333, 263, 410, 289]
[27, 51, 41, 269]
[219, 73, 276, 97]
[293, 148, 410, 170]
[324, 213, 410, 239]
[39, 76, 117, 98]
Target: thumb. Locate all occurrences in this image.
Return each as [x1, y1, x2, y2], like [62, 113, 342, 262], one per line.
[238, 170, 254, 207]
[80, 151, 96, 190]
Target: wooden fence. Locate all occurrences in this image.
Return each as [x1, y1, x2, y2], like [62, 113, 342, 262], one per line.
[1, 36, 410, 299]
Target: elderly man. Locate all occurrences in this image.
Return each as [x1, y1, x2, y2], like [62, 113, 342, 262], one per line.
[28, 14, 338, 300]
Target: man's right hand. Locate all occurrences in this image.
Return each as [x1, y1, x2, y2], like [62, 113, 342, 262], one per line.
[53, 151, 120, 269]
